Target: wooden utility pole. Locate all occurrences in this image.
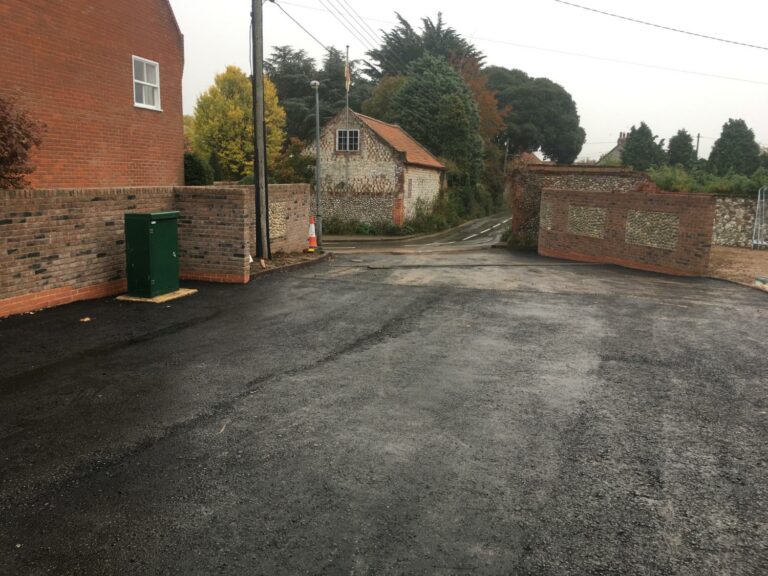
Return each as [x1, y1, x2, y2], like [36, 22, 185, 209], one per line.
[251, 0, 270, 259]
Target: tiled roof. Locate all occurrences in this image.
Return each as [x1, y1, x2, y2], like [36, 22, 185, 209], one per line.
[354, 112, 445, 170]
[519, 152, 544, 164]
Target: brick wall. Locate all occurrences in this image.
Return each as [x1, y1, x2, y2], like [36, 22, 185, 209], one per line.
[0, 187, 175, 317]
[0, 0, 184, 188]
[268, 184, 311, 254]
[175, 187, 252, 284]
[538, 189, 716, 276]
[506, 165, 651, 247]
[0, 184, 310, 318]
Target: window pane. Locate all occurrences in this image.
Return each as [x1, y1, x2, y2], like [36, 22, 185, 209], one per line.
[349, 130, 359, 151]
[337, 131, 347, 151]
[143, 85, 155, 106]
[134, 83, 144, 104]
[145, 63, 157, 85]
[133, 59, 145, 82]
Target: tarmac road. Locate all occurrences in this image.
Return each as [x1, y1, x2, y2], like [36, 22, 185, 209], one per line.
[324, 212, 512, 253]
[1, 249, 767, 575]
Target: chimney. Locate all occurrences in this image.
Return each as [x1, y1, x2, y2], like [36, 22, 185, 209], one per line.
[618, 132, 627, 146]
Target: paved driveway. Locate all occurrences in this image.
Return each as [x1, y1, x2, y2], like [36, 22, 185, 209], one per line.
[1, 250, 766, 575]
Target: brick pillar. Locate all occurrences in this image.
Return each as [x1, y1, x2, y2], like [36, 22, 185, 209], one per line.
[393, 195, 405, 227]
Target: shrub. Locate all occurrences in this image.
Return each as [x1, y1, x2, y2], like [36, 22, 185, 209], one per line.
[184, 151, 214, 186]
[647, 164, 767, 197]
[0, 96, 45, 189]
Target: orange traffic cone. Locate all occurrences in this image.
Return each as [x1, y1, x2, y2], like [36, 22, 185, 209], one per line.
[307, 216, 318, 253]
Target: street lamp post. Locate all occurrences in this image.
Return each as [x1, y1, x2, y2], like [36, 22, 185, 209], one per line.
[310, 80, 323, 252]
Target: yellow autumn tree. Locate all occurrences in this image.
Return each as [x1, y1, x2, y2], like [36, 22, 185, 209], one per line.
[192, 65, 286, 180]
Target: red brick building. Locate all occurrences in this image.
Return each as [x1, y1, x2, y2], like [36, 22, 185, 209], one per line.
[0, 0, 184, 188]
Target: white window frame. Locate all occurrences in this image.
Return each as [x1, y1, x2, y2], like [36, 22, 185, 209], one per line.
[132, 55, 162, 112]
[336, 129, 360, 152]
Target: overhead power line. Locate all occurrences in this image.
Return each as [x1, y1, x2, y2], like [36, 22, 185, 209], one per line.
[554, 0, 768, 52]
[276, 0, 768, 87]
[475, 35, 768, 87]
[270, 1, 330, 52]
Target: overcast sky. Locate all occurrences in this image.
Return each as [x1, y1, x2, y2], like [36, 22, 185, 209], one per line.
[169, 0, 768, 161]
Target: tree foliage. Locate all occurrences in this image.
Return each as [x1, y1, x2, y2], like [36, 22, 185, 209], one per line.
[366, 13, 483, 78]
[648, 164, 768, 197]
[708, 118, 761, 176]
[391, 55, 482, 188]
[0, 96, 45, 189]
[455, 58, 506, 144]
[361, 76, 406, 122]
[667, 129, 696, 168]
[184, 151, 214, 185]
[266, 46, 371, 140]
[192, 66, 286, 181]
[484, 66, 585, 164]
[621, 122, 666, 171]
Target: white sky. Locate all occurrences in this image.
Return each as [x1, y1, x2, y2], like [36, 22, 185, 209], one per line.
[169, 0, 768, 161]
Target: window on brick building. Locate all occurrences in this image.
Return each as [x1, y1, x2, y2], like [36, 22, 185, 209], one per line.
[336, 129, 359, 152]
[132, 56, 161, 111]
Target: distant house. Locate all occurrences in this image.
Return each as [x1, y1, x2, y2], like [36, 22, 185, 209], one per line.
[313, 110, 445, 227]
[515, 151, 547, 165]
[597, 132, 629, 166]
[0, 0, 185, 188]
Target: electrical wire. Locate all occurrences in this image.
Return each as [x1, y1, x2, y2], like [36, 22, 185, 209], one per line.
[475, 35, 768, 86]
[317, 0, 371, 50]
[277, 0, 768, 87]
[336, 0, 383, 45]
[553, 0, 768, 52]
[271, 0, 331, 52]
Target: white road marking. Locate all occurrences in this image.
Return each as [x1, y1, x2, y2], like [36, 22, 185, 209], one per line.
[491, 223, 501, 229]
[480, 228, 491, 234]
[502, 218, 512, 224]
[463, 234, 478, 241]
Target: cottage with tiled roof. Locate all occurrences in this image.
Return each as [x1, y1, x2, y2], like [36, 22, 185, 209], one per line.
[312, 109, 445, 227]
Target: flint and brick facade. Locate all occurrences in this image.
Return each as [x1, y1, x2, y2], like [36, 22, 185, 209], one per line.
[538, 189, 716, 276]
[0, 0, 185, 188]
[506, 164, 653, 247]
[313, 110, 444, 226]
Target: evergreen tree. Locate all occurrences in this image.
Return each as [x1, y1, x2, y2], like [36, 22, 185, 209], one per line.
[621, 122, 666, 171]
[390, 54, 482, 189]
[361, 76, 406, 122]
[667, 129, 697, 168]
[265, 47, 315, 140]
[484, 66, 585, 164]
[366, 13, 483, 78]
[708, 118, 761, 176]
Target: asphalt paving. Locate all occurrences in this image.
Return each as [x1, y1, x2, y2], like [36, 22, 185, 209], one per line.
[1, 249, 766, 575]
[324, 212, 512, 253]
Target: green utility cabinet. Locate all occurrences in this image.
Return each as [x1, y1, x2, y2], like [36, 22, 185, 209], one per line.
[124, 211, 180, 298]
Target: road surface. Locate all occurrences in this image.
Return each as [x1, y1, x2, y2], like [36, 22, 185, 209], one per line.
[324, 212, 512, 253]
[1, 249, 766, 575]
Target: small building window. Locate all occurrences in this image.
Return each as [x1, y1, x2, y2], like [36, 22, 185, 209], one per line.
[336, 129, 359, 152]
[133, 56, 161, 111]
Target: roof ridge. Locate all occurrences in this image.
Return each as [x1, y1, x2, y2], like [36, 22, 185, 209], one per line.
[353, 111, 444, 170]
[353, 111, 400, 129]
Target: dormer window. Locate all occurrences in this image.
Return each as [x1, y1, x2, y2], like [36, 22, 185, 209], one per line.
[336, 129, 359, 152]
